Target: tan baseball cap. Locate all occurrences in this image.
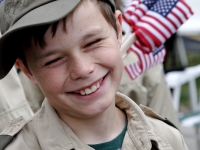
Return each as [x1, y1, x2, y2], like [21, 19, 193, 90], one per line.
[0, 0, 115, 79]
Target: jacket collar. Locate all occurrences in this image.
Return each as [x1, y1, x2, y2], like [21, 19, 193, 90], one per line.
[115, 92, 160, 150]
[35, 92, 162, 150]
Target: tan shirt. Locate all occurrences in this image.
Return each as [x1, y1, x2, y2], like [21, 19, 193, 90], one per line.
[0, 67, 33, 133]
[2, 92, 188, 150]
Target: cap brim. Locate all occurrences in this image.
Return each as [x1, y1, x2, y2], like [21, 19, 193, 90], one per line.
[0, 0, 80, 79]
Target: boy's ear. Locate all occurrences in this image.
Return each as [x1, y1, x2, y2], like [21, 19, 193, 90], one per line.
[115, 10, 123, 48]
[15, 59, 38, 86]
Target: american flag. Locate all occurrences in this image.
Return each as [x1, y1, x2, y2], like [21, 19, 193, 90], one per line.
[125, 45, 166, 79]
[123, 0, 193, 79]
[123, 0, 193, 53]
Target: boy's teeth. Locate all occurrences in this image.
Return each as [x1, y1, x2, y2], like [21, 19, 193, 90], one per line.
[97, 83, 100, 88]
[85, 88, 92, 95]
[78, 80, 102, 96]
[91, 85, 97, 92]
[80, 91, 86, 95]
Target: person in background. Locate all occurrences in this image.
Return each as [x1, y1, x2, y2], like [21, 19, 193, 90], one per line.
[0, 66, 33, 133]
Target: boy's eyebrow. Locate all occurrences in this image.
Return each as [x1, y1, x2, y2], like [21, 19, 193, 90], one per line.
[82, 27, 103, 39]
[36, 51, 58, 61]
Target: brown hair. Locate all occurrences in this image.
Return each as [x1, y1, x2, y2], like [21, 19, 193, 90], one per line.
[114, 0, 125, 12]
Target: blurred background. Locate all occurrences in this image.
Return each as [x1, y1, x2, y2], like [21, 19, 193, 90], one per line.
[163, 0, 200, 149]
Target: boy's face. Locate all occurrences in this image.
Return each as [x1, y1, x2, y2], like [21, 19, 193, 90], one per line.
[18, 1, 123, 118]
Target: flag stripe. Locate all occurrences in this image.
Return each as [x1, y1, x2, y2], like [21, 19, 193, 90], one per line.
[138, 30, 155, 50]
[166, 13, 180, 29]
[136, 25, 164, 48]
[130, 45, 146, 71]
[136, 22, 165, 43]
[172, 7, 186, 24]
[181, 0, 193, 15]
[135, 32, 152, 52]
[125, 47, 166, 79]
[140, 15, 171, 38]
[145, 13, 174, 35]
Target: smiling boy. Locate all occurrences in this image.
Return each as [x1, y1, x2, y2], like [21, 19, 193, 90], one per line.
[0, 0, 188, 150]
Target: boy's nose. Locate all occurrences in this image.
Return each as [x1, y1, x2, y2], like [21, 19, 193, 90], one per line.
[70, 56, 94, 80]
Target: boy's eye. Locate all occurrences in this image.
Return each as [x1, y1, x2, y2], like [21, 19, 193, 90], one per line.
[45, 58, 61, 66]
[85, 38, 101, 47]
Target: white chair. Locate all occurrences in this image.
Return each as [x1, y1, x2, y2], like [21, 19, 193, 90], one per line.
[165, 64, 200, 150]
[179, 110, 200, 149]
[165, 65, 200, 112]
[165, 65, 200, 149]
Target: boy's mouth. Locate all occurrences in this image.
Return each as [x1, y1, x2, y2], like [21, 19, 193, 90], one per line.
[72, 73, 108, 96]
